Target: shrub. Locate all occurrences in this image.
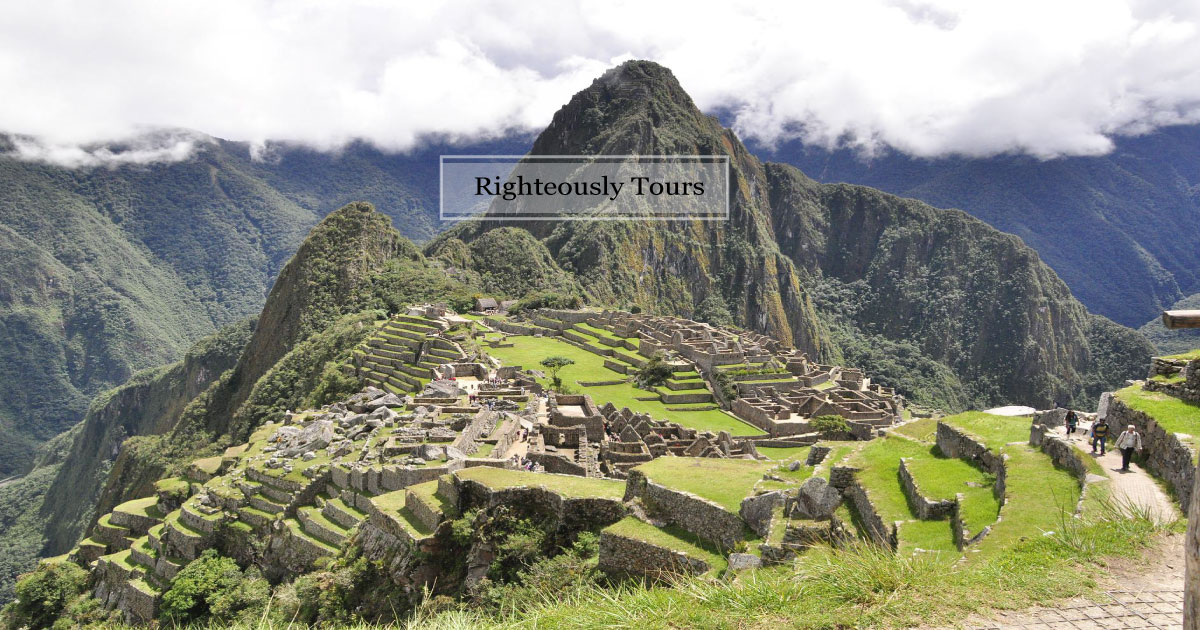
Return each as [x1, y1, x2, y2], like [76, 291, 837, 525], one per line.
[634, 353, 674, 388]
[539, 356, 575, 391]
[811, 414, 851, 434]
[1, 562, 88, 630]
[159, 550, 269, 625]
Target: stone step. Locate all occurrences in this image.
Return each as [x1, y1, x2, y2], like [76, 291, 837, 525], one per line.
[247, 492, 288, 515]
[93, 513, 132, 548]
[282, 517, 339, 562]
[367, 490, 435, 544]
[72, 538, 107, 566]
[403, 481, 456, 532]
[322, 496, 367, 530]
[237, 505, 276, 529]
[298, 506, 351, 547]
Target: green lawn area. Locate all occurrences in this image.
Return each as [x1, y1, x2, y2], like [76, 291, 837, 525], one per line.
[1162, 349, 1200, 360]
[604, 517, 727, 573]
[455, 466, 625, 500]
[1114, 385, 1200, 450]
[893, 417, 939, 443]
[974, 446, 1080, 557]
[633, 457, 772, 513]
[937, 414, 1083, 558]
[575, 322, 628, 343]
[756, 445, 811, 461]
[113, 496, 163, 519]
[941, 411, 1031, 447]
[848, 436, 957, 552]
[485, 335, 760, 436]
[904, 455, 999, 536]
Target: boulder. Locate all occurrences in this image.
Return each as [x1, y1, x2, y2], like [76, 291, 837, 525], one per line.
[790, 477, 841, 520]
[740, 491, 785, 537]
[444, 446, 467, 461]
[363, 393, 405, 411]
[424, 380, 467, 397]
[416, 443, 442, 460]
[727, 553, 762, 571]
[277, 421, 336, 458]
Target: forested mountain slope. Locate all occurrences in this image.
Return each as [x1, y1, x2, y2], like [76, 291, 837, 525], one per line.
[751, 126, 1200, 328]
[436, 61, 1151, 411]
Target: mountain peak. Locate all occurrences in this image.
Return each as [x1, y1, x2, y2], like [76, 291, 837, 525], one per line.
[531, 60, 720, 156]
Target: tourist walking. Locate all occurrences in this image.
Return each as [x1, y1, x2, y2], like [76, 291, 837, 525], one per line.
[1114, 425, 1143, 472]
[1090, 418, 1109, 455]
[1065, 409, 1078, 436]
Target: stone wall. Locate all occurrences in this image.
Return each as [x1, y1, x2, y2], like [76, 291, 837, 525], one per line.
[598, 529, 712, 579]
[455, 478, 627, 534]
[936, 422, 1007, 505]
[1147, 357, 1200, 405]
[843, 481, 897, 549]
[1107, 396, 1197, 508]
[1028, 423, 1088, 483]
[897, 458, 956, 519]
[624, 469, 747, 550]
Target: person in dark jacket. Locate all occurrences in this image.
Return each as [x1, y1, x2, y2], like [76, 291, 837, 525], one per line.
[1065, 409, 1079, 436]
[1090, 418, 1109, 455]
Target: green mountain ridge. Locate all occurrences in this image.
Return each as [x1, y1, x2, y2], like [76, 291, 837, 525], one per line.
[0, 136, 468, 477]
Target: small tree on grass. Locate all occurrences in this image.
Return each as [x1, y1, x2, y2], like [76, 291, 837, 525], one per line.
[810, 414, 851, 435]
[634, 353, 674, 388]
[539, 356, 575, 391]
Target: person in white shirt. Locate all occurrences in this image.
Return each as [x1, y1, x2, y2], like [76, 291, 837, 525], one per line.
[1114, 425, 1143, 472]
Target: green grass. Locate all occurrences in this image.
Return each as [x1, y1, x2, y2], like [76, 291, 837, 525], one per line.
[113, 496, 164, 519]
[941, 411, 1031, 447]
[603, 517, 727, 572]
[848, 436, 957, 552]
[454, 466, 625, 500]
[633, 457, 772, 513]
[1162, 349, 1200, 360]
[903, 456, 999, 535]
[892, 417, 938, 443]
[975, 447, 1081, 556]
[1114, 385, 1200, 449]
[484, 335, 759, 436]
[755, 445, 811, 461]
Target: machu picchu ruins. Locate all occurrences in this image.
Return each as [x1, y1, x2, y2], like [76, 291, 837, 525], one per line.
[43, 303, 1197, 627]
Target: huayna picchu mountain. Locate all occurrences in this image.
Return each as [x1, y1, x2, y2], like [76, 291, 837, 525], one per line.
[0, 60, 1155, 614]
[432, 60, 1151, 412]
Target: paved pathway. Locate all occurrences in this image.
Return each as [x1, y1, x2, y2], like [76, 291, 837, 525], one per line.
[970, 422, 1183, 630]
[1056, 424, 1178, 522]
[975, 591, 1184, 630]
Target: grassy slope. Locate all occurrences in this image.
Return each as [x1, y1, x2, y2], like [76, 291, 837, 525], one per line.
[1113, 385, 1200, 454]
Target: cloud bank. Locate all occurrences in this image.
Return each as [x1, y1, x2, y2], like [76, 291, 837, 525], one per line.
[2, 0, 1199, 165]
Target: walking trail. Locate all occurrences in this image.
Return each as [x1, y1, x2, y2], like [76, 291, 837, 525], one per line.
[965, 421, 1184, 630]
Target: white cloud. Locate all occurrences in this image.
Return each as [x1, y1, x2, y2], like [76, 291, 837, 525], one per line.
[1, 0, 1198, 165]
